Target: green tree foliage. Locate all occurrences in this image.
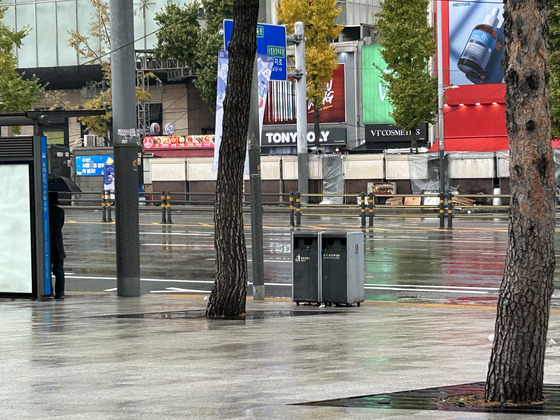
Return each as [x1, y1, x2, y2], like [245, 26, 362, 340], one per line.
[375, 0, 437, 131]
[549, 0, 560, 138]
[155, 0, 233, 108]
[277, 0, 342, 110]
[0, 3, 43, 112]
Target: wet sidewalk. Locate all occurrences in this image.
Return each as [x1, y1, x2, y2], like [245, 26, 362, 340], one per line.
[2, 293, 560, 419]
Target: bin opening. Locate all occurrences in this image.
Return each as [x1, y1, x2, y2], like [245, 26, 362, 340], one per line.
[325, 238, 347, 247]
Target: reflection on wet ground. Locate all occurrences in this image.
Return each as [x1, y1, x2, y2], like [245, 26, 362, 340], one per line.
[103, 309, 344, 320]
[62, 210, 560, 305]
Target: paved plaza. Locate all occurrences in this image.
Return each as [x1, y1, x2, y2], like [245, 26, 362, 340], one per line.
[2, 292, 560, 419]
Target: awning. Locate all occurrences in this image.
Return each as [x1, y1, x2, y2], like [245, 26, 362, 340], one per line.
[427, 137, 509, 152]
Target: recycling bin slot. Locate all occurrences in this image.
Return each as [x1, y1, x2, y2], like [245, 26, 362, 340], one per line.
[292, 232, 319, 304]
[320, 232, 364, 306]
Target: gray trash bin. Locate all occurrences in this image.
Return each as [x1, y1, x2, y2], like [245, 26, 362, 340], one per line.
[320, 231, 365, 306]
[292, 232, 320, 304]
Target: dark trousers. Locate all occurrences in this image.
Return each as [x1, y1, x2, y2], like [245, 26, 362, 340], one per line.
[52, 258, 65, 297]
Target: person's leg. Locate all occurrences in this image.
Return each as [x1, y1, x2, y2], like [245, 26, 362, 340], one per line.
[52, 258, 65, 298]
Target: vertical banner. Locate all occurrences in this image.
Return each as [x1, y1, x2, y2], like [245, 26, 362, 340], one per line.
[213, 52, 273, 173]
[212, 51, 228, 172]
[103, 157, 115, 199]
[40, 136, 51, 296]
[361, 45, 394, 125]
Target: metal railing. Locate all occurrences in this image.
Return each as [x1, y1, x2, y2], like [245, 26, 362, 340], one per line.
[54, 189, 560, 229]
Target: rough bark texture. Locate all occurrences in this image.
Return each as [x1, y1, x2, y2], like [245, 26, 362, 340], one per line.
[485, 0, 555, 403]
[206, 0, 258, 318]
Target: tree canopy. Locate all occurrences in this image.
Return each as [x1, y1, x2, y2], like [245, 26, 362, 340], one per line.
[277, 0, 342, 110]
[375, 0, 437, 131]
[155, 0, 233, 108]
[0, 3, 43, 112]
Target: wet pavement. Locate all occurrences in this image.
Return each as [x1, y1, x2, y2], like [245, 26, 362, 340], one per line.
[4, 208, 560, 418]
[2, 294, 560, 418]
[62, 208, 560, 307]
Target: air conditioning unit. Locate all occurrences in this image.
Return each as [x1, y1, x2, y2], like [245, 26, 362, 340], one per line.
[84, 134, 98, 147]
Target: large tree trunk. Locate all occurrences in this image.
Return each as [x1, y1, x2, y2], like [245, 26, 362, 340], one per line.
[206, 0, 258, 318]
[485, 0, 555, 403]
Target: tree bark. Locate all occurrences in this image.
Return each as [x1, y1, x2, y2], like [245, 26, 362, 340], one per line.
[206, 0, 258, 318]
[485, 0, 555, 403]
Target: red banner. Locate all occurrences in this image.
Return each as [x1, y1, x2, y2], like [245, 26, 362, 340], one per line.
[143, 135, 215, 150]
[264, 64, 346, 124]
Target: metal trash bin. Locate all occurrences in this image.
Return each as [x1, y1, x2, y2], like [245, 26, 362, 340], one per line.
[320, 231, 364, 306]
[292, 232, 320, 305]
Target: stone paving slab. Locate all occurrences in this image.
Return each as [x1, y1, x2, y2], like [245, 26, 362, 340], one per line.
[1, 293, 560, 419]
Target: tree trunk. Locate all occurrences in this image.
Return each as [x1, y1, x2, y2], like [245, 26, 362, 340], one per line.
[485, 0, 555, 403]
[206, 0, 258, 318]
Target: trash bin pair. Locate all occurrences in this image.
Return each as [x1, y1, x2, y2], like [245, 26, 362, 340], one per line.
[292, 231, 365, 306]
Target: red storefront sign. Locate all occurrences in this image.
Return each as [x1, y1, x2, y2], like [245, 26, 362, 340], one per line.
[142, 135, 215, 150]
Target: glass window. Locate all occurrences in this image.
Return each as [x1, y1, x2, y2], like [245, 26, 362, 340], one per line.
[37, 2, 56, 67]
[15, 4, 36, 68]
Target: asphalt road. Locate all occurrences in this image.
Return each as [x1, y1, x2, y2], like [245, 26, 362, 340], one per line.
[61, 207, 560, 305]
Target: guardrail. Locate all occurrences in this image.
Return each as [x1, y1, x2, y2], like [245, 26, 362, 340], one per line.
[53, 189, 557, 229]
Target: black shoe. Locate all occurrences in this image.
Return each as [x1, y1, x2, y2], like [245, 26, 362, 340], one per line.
[54, 294, 65, 300]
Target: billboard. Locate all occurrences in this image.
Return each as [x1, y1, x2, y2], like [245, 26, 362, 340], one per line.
[361, 44, 393, 125]
[76, 155, 114, 176]
[448, 2, 505, 86]
[264, 64, 346, 124]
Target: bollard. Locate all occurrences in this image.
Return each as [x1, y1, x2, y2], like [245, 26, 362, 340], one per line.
[160, 191, 167, 224]
[447, 193, 453, 230]
[166, 191, 173, 224]
[360, 192, 366, 228]
[289, 191, 295, 227]
[101, 192, 107, 222]
[439, 192, 445, 229]
[106, 191, 112, 223]
[368, 193, 374, 228]
[295, 191, 301, 227]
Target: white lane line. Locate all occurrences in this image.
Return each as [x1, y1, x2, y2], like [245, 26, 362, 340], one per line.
[365, 283, 499, 291]
[365, 286, 492, 294]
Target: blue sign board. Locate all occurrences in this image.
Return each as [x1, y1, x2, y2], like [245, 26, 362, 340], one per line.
[76, 155, 114, 176]
[223, 19, 287, 80]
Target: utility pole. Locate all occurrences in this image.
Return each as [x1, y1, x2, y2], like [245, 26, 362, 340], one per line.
[110, 0, 141, 297]
[291, 22, 308, 204]
[248, 59, 265, 301]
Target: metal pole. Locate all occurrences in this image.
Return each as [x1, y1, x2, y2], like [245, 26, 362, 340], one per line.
[294, 22, 308, 205]
[248, 60, 265, 301]
[110, 0, 140, 297]
[437, 1, 445, 209]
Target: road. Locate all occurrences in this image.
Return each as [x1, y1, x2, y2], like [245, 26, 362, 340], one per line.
[62, 208, 560, 305]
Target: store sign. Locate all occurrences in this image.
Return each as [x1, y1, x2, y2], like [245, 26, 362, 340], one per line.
[262, 127, 346, 147]
[143, 135, 215, 150]
[365, 124, 428, 143]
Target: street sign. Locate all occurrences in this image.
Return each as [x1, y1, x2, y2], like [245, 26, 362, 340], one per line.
[118, 128, 138, 137]
[223, 19, 287, 80]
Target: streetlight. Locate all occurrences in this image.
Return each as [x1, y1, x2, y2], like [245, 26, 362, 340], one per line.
[436, 0, 458, 228]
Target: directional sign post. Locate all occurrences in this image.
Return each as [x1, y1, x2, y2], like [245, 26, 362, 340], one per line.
[223, 19, 287, 81]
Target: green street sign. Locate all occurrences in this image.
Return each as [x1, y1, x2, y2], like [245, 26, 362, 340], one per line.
[267, 45, 284, 58]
